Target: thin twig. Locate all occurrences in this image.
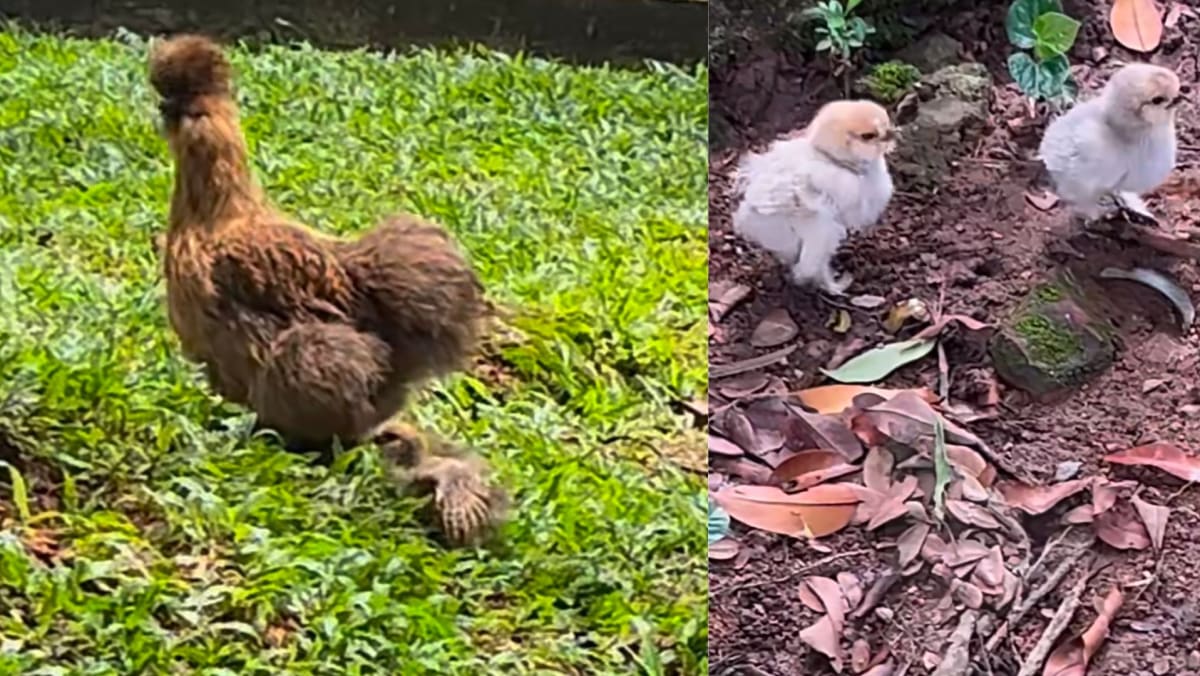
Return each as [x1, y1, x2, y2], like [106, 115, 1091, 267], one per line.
[712, 547, 873, 596]
[1016, 570, 1090, 676]
[932, 610, 978, 676]
[987, 538, 1092, 651]
[710, 344, 798, 379]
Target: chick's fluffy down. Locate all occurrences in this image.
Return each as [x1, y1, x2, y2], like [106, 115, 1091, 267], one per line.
[733, 137, 892, 287]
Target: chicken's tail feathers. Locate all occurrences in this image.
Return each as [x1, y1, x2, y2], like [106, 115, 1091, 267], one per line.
[149, 34, 233, 103]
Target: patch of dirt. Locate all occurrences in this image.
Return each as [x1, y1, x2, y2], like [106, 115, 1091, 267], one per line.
[708, 3, 1200, 674]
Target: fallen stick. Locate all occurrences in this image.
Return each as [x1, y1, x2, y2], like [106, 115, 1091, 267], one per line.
[1015, 570, 1089, 676]
[932, 610, 978, 676]
[987, 541, 1091, 651]
[710, 344, 798, 379]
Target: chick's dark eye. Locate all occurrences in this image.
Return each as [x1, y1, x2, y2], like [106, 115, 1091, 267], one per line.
[1151, 96, 1167, 105]
[860, 132, 878, 141]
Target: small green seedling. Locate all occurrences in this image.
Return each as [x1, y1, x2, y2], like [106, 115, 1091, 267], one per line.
[1005, 0, 1081, 102]
[803, 0, 875, 64]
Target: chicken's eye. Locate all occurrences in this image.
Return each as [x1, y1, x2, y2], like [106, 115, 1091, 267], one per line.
[1150, 95, 1167, 105]
[860, 132, 878, 141]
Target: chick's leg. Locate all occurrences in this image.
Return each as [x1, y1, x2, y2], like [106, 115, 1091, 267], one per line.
[792, 220, 851, 295]
[374, 422, 507, 547]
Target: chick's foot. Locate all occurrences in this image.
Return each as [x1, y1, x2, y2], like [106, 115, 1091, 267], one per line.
[375, 422, 507, 547]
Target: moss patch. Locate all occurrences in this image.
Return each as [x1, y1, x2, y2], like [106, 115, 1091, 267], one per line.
[1013, 314, 1083, 370]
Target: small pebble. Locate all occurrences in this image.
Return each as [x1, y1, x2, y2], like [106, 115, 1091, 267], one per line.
[1187, 650, 1200, 669]
[1153, 658, 1171, 675]
[874, 607, 894, 622]
[1054, 461, 1082, 481]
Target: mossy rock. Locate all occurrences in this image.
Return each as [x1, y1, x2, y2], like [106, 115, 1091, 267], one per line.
[989, 277, 1116, 399]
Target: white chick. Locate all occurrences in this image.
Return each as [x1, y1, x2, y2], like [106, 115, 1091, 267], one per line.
[732, 100, 895, 295]
[1038, 63, 1181, 224]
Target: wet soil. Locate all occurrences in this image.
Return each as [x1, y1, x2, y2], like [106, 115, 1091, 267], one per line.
[708, 2, 1200, 674]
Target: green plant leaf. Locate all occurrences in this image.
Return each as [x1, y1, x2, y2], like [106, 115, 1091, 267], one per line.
[0, 461, 31, 522]
[932, 417, 950, 522]
[1036, 54, 1072, 100]
[1032, 12, 1081, 60]
[817, 38, 833, 52]
[845, 0, 863, 12]
[820, 338, 937, 384]
[709, 503, 731, 544]
[1006, 0, 1064, 49]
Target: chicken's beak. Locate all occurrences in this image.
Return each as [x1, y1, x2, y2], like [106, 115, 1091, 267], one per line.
[881, 129, 898, 154]
[1168, 94, 1186, 109]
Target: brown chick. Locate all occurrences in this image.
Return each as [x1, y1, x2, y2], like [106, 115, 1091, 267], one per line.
[149, 34, 504, 546]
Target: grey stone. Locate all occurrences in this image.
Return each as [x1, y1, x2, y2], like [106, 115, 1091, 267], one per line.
[899, 31, 963, 73]
[890, 63, 992, 189]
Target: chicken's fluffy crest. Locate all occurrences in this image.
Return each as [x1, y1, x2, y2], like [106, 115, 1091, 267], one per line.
[149, 34, 233, 102]
[806, 99, 895, 165]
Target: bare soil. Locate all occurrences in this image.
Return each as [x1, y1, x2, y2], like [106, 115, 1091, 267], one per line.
[708, 2, 1200, 674]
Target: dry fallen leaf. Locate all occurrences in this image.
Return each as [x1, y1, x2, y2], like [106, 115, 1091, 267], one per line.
[1094, 507, 1152, 550]
[945, 499, 1002, 530]
[996, 478, 1091, 515]
[858, 391, 984, 451]
[752, 308, 800, 347]
[708, 434, 745, 457]
[912, 313, 992, 340]
[867, 475, 919, 530]
[973, 546, 1006, 590]
[795, 384, 937, 415]
[773, 460, 860, 492]
[1063, 504, 1095, 525]
[897, 522, 931, 567]
[863, 447, 896, 494]
[1044, 586, 1125, 676]
[1026, 189, 1060, 211]
[709, 538, 740, 561]
[851, 639, 872, 673]
[714, 484, 861, 539]
[1104, 442, 1200, 482]
[805, 576, 848, 630]
[1131, 495, 1169, 552]
[1110, 0, 1165, 53]
[1091, 478, 1137, 514]
[789, 407, 866, 462]
[709, 280, 752, 322]
[952, 580, 984, 609]
[800, 615, 845, 671]
[716, 371, 770, 399]
[837, 571, 863, 612]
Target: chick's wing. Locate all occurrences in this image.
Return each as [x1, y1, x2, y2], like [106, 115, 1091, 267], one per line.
[1040, 103, 1127, 190]
[209, 223, 357, 324]
[738, 145, 837, 220]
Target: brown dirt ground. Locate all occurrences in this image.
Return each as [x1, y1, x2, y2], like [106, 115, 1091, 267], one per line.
[708, 2, 1200, 675]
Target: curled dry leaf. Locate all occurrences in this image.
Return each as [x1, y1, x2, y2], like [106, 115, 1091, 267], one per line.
[799, 579, 826, 613]
[951, 580, 985, 609]
[996, 478, 1091, 515]
[795, 384, 937, 415]
[1091, 478, 1137, 514]
[709, 280, 752, 321]
[858, 391, 985, 452]
[867, 475, 920, 530]
[1131, 495, 1169, 552]
[1044, 586, 1125, 676]
[714, 484, 860, 539]
[945, 499, 1002, 530]
[708, 434, 745, 457]
[779, 463, 861, 493]
[838, 571, 863, 612]
[805, 576, 849, 632]
[921, 533, 950, 563]
[789, 407, 866, 462]
[1104, 442, 1200, 482]
[1099, 266, 1194, 331]
[1109, 0, 1164, 53]
[973, 546, 1006, 590]
[715, 408, 784, 461]
[1063, 504, 1095, 524]
[851, 639, 872, 673]
[709, 538, 740, 561]
[1094, 507, 1152, 550]
[716, 371, 770, 399]
[863, 447, 896, 494]
[897, 522, 931, 568]
[913, 313, 993, 341]
[883, 298, 930, 333]
[863, 664, 895, 676]
[800, 615, 845, 671]
[944, 539, 991, 567]
[1026, 189, 1060, 211]
[751, 307, 800, 347]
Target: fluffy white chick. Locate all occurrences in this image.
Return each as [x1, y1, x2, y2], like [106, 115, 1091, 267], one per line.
[1038, 63, 1181, 223]
[732, 100, 895, 295]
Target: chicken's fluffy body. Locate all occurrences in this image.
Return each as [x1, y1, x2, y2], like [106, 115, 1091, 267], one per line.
[732, 100, 895, 295]
[1038, 63, 1180, 220]
[151, 35, 501, 545]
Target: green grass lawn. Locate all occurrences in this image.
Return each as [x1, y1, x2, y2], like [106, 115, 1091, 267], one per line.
[0, 27, 707, 674]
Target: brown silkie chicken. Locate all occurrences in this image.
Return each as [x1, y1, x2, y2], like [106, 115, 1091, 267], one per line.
[148, 34, 505, 546]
